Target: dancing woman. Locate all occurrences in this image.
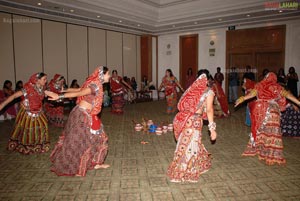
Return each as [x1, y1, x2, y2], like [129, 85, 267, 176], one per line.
[44, 74, 65, 127]
[235, 72, 300, 165]
[158, 69, 184, 114]
[209, 77, 230, 118]
[110, 70, 132, 114]
[0, 73, 49, 154]
[167, 70, 217, 183]
[45, 66, 110, 176]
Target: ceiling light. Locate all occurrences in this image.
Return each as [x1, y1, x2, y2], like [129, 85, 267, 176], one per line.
[70, 9, 74, 12]
[97, 15, 101, 18]
[172, 25, 176, 28]
[137, 24, 141, 27]
[37, 2, 42, 6]
[218, 18, 222, 21]
[247, 14, 251, 17]
[119, 20, 122, 23]
[279, 10, 283, 13]
[194, 22, 198, 24]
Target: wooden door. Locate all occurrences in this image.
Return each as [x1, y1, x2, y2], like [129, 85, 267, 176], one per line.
[255, 52, 283, 80]
[228, 53, 253, 96]
[180, 34, 198, 89]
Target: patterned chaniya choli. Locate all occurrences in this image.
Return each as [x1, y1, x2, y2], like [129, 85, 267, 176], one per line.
[50, 67, 108, 176]
[7, 73, 49, 154]
[161, 76, 179, 114]
[110, 76, 125, 114]
[242, 73, 287, 165]
[167, 74, 215, 182]
[44, 74, 65, 127]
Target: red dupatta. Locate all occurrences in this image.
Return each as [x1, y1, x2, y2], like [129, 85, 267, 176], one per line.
[255, 72, 286, 111]
[173, 74, 208, 140]
[48, 74, 63, 93]
[77, 67, 105, 131]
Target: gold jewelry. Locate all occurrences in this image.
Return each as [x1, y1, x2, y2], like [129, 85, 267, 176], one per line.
[281, 90, 289, 97]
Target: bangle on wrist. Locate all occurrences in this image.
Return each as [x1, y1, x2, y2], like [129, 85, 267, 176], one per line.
[57, 93, 65, 102]
[208, 122, 216, 131]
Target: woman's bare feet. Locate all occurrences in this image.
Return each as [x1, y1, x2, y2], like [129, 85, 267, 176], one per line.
[94, 164, 110, 169]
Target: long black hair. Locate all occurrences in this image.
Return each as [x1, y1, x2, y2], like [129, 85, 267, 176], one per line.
[3, 80, 12, 89]
[166, 69, 174, 77]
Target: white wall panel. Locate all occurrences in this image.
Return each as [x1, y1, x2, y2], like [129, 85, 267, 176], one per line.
[67, 24, 88, 86]
[123, 33, 137, 79]
[0, 13, 15, 86]
[42, 20, 67, 81]
[88, 27, 106, 74]
[13, 15, 42, 82]
[107, 31, 123, 75]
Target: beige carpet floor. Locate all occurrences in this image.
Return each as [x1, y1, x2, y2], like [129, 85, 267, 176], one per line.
[0, 100, 299, 201]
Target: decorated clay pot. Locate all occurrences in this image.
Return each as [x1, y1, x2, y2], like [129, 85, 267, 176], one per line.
[167, 124, 173, 131]
[135, 124, 142, 131]
[156, 127, 162, 135]
[147, 120, 153, 127]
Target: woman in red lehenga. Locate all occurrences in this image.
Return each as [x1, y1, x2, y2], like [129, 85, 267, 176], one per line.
[167, 70, 217, 183]
[110, 70, 132, 114]
[46, 66, 110, 176]
[158, 69, 184, 114]
[209, 77, 230, 117]
[0, 73, 49, 154]
[235, 72, 300, 165]
[44, 74, 65, 127]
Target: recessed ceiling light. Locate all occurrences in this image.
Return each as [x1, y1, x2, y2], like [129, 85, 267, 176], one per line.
[279, 10, 283, 13]
[70, 9, 74, 12]
[194, 22, 198, 24]
[137, 24, 141, 27]
[218, 18, 222, 21]
[119, 20, 122, 23]
[97, 15, 101, 18]
[172, 25, 176, 28]
[247, 14, 251, 17]
[37, 2, 42, 6]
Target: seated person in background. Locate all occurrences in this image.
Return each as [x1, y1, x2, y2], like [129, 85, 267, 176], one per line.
[1, 80, 17, 119]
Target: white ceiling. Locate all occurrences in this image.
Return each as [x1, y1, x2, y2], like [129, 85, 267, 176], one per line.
[0, 0, 299, 35]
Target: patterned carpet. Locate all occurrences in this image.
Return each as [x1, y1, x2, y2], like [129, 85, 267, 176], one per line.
[0, 100, 300, 201]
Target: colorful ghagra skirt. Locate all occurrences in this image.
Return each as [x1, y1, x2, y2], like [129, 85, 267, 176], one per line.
[44, 102, 64, 127]
[7, 106, 50, 154]
[50, 105, 108, 176]
[111, 91, 125, 114]
[167, 114, 211, 182]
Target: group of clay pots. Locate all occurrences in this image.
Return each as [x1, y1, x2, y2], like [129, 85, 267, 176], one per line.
[134, 119, 173, 135]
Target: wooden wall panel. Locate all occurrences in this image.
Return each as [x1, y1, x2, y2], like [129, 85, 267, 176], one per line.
[13, 15, 42, 82]
[141, 35, 152, 82]
[123, 33, 137, 79]
[180, 34, 198, 89]
[107, 31, 122, 75]
[88, 28, 106, 74]
[0, 13, 15, 85]
[67, 24, 88, 86]
[42, 20, 67, 81]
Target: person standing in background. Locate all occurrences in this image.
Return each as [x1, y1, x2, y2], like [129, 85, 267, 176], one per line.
[243, 65, 255, 81]
[286, 66, 298, 97]
[228, 67, 239, 103]
[214, 67, 224, 86]
[185, 68, 196, 89]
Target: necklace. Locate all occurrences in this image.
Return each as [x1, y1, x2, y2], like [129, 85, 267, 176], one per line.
[34, 84, 43, 95]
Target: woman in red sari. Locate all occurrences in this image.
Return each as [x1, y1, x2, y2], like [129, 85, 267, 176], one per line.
[0, 73, 49, 154]
[158, 69, 184, 114]
[167, 70, 217, 183]
[209, 77, 230, 118]
[110, 70, 132, 114]
[44, 74, 65, 127]
[235, 72, 300, 165]
[46, 66, 110, 176]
